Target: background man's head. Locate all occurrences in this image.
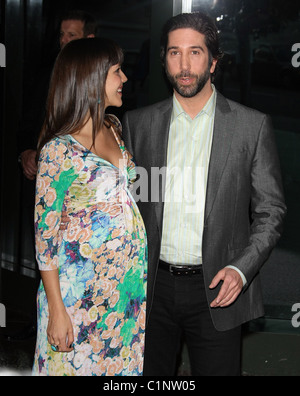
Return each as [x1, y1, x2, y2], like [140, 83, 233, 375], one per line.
[60, 10, 97, 49]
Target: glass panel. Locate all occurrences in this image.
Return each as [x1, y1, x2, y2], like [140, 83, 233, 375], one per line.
[192, 0, 300, 320]
[3, 0, 153, 277]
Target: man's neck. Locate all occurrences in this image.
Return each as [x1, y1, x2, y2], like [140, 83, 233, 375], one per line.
[174, 81, 214, 119]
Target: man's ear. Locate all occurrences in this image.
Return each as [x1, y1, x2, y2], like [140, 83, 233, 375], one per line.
[210, 58, 218, 75]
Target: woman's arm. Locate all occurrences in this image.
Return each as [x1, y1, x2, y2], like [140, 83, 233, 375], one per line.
[41, 270, 74, 353]
[35, 140, 78, 353]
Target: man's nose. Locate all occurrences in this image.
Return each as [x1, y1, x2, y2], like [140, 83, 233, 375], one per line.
[180, 53, 191, 71]
[60, 35, 68, 49]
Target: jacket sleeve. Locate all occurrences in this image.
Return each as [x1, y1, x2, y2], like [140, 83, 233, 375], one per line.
[228, 115, 287, 284]
[122, 112, 134, 156]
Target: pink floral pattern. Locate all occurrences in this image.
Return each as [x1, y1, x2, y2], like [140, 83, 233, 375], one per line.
[33, 116, 147, 376]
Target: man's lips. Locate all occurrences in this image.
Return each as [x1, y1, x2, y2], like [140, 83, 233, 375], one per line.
[178, 77, 194, 85]
[177, 75, 196, 85]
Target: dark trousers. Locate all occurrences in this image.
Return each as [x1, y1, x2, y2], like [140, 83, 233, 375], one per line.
[143, 267, 242, 376]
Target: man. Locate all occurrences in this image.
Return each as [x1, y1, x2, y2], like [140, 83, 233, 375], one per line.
[60, 9, 97, 49]
[19, 10, 96, 179]
[122, 12, 286, 376]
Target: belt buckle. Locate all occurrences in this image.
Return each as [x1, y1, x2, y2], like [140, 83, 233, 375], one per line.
[170, 265, 189, 276]
[170, 265, 201, 276]
[169, 265, 179, 276]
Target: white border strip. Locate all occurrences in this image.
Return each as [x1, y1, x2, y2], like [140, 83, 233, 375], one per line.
[182, 0, 193, 13]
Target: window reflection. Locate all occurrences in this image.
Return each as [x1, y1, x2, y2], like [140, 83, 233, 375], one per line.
[192, 0, 300, 320]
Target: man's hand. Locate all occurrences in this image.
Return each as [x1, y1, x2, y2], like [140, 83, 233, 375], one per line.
[20, 149, 37, 180]
[209, 268, 243, 308]
[60, 210, 70, 231]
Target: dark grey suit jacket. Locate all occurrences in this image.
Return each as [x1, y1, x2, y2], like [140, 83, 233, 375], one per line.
[122, 92, 286, 331]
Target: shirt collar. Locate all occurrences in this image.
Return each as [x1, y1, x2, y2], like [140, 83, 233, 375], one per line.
[172, 84, 217, 121]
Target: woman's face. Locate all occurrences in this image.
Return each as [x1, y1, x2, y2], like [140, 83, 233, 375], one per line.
[105, 64, 128, 108]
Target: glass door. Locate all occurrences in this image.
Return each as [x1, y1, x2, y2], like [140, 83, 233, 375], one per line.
[176, 0, 300, 321]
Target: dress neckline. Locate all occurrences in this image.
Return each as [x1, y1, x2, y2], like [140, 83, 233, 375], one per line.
[67, 126, 126, 172]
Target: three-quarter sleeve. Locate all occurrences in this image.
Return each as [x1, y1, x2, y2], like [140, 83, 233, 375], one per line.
[35, 138, 78, 271]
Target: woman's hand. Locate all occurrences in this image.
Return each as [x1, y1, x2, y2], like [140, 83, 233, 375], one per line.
[40, 270, 74, 353]
[47, 309, 74, 353]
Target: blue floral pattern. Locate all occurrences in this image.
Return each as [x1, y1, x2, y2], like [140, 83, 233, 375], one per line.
[33, 116, 147, 376]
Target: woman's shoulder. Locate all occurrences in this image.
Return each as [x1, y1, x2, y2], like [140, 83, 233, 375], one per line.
[39, 135, 74, 162]
[41, 135, 67, 152]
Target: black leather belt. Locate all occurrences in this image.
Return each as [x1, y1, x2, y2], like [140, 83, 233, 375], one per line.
[159, 260, 202, 276]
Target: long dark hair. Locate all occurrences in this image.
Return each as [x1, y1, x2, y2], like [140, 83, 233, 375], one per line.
[37, 37, 124, 158]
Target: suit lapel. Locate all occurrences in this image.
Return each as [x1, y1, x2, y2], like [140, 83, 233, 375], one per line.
[150, 99, 172, 169]
[204, 93, 237, 222]
[150, 99, 172, 236]
[148, 94, 236, 232]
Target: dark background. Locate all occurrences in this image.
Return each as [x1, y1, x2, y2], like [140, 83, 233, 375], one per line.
[0, 0, 299, 375]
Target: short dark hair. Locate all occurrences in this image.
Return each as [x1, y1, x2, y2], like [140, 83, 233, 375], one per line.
[160, 12, 223, 67]
[61, 10, 97, 37]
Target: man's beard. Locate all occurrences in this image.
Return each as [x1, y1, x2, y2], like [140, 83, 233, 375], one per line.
[166, 67, 211, 98]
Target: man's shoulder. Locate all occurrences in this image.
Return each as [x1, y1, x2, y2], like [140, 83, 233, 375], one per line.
[219, 93, 267, 120]
[216, 93, 272, 143]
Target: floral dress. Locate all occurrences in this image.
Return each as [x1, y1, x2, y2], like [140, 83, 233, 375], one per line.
[32, 116, 147, 376]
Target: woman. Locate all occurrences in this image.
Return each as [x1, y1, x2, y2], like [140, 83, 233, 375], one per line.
[32, 38, 147, 376]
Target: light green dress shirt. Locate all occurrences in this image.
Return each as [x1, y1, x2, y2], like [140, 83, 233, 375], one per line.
[160, 86, 216, 266]
[160, 85, 247, 286]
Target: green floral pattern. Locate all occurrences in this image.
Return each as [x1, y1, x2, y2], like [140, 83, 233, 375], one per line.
[33, 117, 147, 376]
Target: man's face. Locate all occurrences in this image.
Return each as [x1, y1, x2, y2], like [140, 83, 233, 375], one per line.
[60, 20, 85, 49]
[165, 28, 217, 98]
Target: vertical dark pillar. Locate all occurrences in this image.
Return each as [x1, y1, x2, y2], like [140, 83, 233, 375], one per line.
[0, 0, 24, 276]
[0, 0, 5, 302]
[23, 0, 43, 88]
[149, 0, 174, 104]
